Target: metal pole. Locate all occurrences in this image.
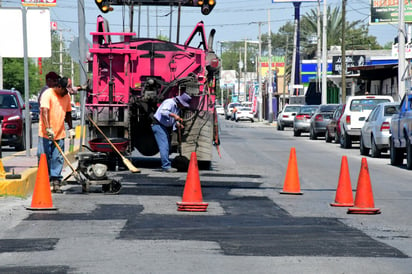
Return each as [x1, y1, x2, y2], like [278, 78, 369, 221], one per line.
[317, 0, 321, 94]
[0, 0, 3, 89]
[244, 39, 247, 102]
[268, 9, 273, 123]
[322, 0, 328, 103]
[341, 0, 347, 102]
[258, 23, 263, 122]
[59, 31, 63, 75]
[22, 7, 30, 156]
[398, 0, 406, 99]
[293, 2, 301, 88]
[78, 0, 87, 150]
[283, 36, 289, 107]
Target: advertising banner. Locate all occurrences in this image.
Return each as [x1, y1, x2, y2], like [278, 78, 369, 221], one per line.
[370, 0, 412, 24]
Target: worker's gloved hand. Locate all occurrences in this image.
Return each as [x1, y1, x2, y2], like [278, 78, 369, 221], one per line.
[69, 128, 76, 139]
[46, 127, 54, 140]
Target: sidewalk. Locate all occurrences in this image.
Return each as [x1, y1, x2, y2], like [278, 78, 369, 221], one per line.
[0, 137, 80, 198]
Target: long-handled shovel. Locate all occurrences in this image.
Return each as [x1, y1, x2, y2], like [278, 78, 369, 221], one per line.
[52, 139, 87, 187]
[87, 115, 141, 173]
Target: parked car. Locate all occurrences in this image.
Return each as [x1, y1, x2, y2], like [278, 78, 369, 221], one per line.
[360, 102, 399, 158]
[277, 104, 302, 130]
[339, 95, 394, 148]
[293, 105, 319, 136]
[225, 102, 241, 120]
[309, 104, 339, 140]
[325, 104, 345, 143]
[0, 89, 32, 151]
[29, 101, 40, 122]
[235, 107, 255, 122]
[389, 93, 412, 169]
[215, 105, 225, 116]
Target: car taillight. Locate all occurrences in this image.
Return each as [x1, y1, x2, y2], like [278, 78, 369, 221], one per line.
[346, 115, 351, 125]
[295, 114, 305, 120]
[380, 121, 390, 131]
[315, 114, 323, 121]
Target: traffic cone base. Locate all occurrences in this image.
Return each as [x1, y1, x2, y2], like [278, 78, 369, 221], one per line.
[177, 152, 208, 212]
[347, 207, 381, 214]
[331, 156, 354, 207]
[26, 154, 57, 211]
[279, 147, 303, 195]
[347, 158, 379, 215]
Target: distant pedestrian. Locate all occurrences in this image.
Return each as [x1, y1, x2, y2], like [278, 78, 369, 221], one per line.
[151, 93, 192, 172]
[38, 76, 75, 193]
[38, 71, 60, 103]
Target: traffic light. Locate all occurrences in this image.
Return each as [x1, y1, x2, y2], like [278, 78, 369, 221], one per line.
[195, 0, 215, 15]
[95, 0, 113, 13]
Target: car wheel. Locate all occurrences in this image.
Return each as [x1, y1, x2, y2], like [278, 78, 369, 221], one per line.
[341, 131, 352, 149]
[293, 128, 301, 137]
[370, 136, 381, 158]
[309, 127, 317, 140]
[359, 134, 369, 156]
[250, 119, 254, 123]
[407, 138, 412, 170]
[325, 129, 332, 143]
[390, 137, 403, 166]
[15, 128, 26, 151]
[277, 123, 284, 131]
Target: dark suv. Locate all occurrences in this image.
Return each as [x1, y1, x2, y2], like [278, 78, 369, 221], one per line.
[0, 89, 32, 151]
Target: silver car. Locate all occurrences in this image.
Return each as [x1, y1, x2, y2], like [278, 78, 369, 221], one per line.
[293, 105, 319, 136]
[360, 102, 399, 158]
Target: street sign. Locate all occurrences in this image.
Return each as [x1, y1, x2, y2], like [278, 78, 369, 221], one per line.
[22, 0, 57, 7]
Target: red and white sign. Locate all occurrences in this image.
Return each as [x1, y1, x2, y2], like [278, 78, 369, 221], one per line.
[22, 0, 57, 7]
[50, 21, 57, 30]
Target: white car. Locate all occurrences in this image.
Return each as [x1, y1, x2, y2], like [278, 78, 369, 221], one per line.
[226, 102, 241, 120]
[235, 107, 255, 122]
[339, 95, 394, 148]
[216, 105, 225, 116]
[277, 104, 302, 130]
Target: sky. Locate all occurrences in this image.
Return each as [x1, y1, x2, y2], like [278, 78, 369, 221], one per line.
[2, 0, 396, 53]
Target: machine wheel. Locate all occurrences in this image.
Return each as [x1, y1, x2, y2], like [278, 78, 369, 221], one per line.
[359, 135, 369, 156]
[370, 136, 381, 158]
[102, 180, 121, 194]
[407, 138, 412, 170]
[325, 129, 332, 143]
[390, 137, 403, 166]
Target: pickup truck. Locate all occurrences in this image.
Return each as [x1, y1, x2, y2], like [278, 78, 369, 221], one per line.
[390, 93, 412, 169]
[339, 95, 394, 148]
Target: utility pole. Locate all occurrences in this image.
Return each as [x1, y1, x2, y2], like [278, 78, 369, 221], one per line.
[398, 0, 406, 99]
[268, 9, 273, 123]
[283, 35, 289, 107]
[0, 0, 3, 90]
[322, 0, 328, 103]
[59, 31, 63, 75]
[317, 0, 321, 94]
[244, 39, 247, 101]
[78, 0, 87, 149]
[341, 0, 347, 103]
[258, 22, 263, 122]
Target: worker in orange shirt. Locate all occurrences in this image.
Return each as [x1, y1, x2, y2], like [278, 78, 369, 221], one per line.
[38, 77, 75, 193]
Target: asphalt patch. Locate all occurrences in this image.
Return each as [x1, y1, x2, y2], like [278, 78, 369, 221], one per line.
[0, 266, 71, 274]
[0, 238, 58, 253]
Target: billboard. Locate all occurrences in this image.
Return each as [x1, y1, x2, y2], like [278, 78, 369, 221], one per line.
[0, 8, 51, 58]
[370, 0, 412, 24]
[21, 0, 57, 7]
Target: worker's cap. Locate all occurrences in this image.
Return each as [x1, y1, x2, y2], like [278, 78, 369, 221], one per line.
[176, 93, 192, 108]
[46, 71, 60, 80]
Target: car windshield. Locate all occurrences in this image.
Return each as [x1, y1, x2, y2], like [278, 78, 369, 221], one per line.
[0, 94, 18, 109]
[284, 105, 301, 112]
[299, 106, 318, 114]
[350, 99, 391, 111]
[30, 102, 39, 110]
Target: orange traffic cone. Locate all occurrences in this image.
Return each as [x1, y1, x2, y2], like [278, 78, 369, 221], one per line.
[331, 156, 354, 207]
[176, 152, 208, 212]
[26, 154, 57, 211]
[280, 147, 303, 195]
[347, 158, 380, 214]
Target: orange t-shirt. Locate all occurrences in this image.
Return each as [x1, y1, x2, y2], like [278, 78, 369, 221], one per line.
[39, 88, 72, 140]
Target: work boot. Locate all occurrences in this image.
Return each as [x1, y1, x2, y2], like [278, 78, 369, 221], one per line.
[52, 180, 63, 194]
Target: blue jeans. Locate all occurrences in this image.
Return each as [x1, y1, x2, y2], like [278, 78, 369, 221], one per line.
[151, 124, 172, 170]
[37, 137, 64, 182]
